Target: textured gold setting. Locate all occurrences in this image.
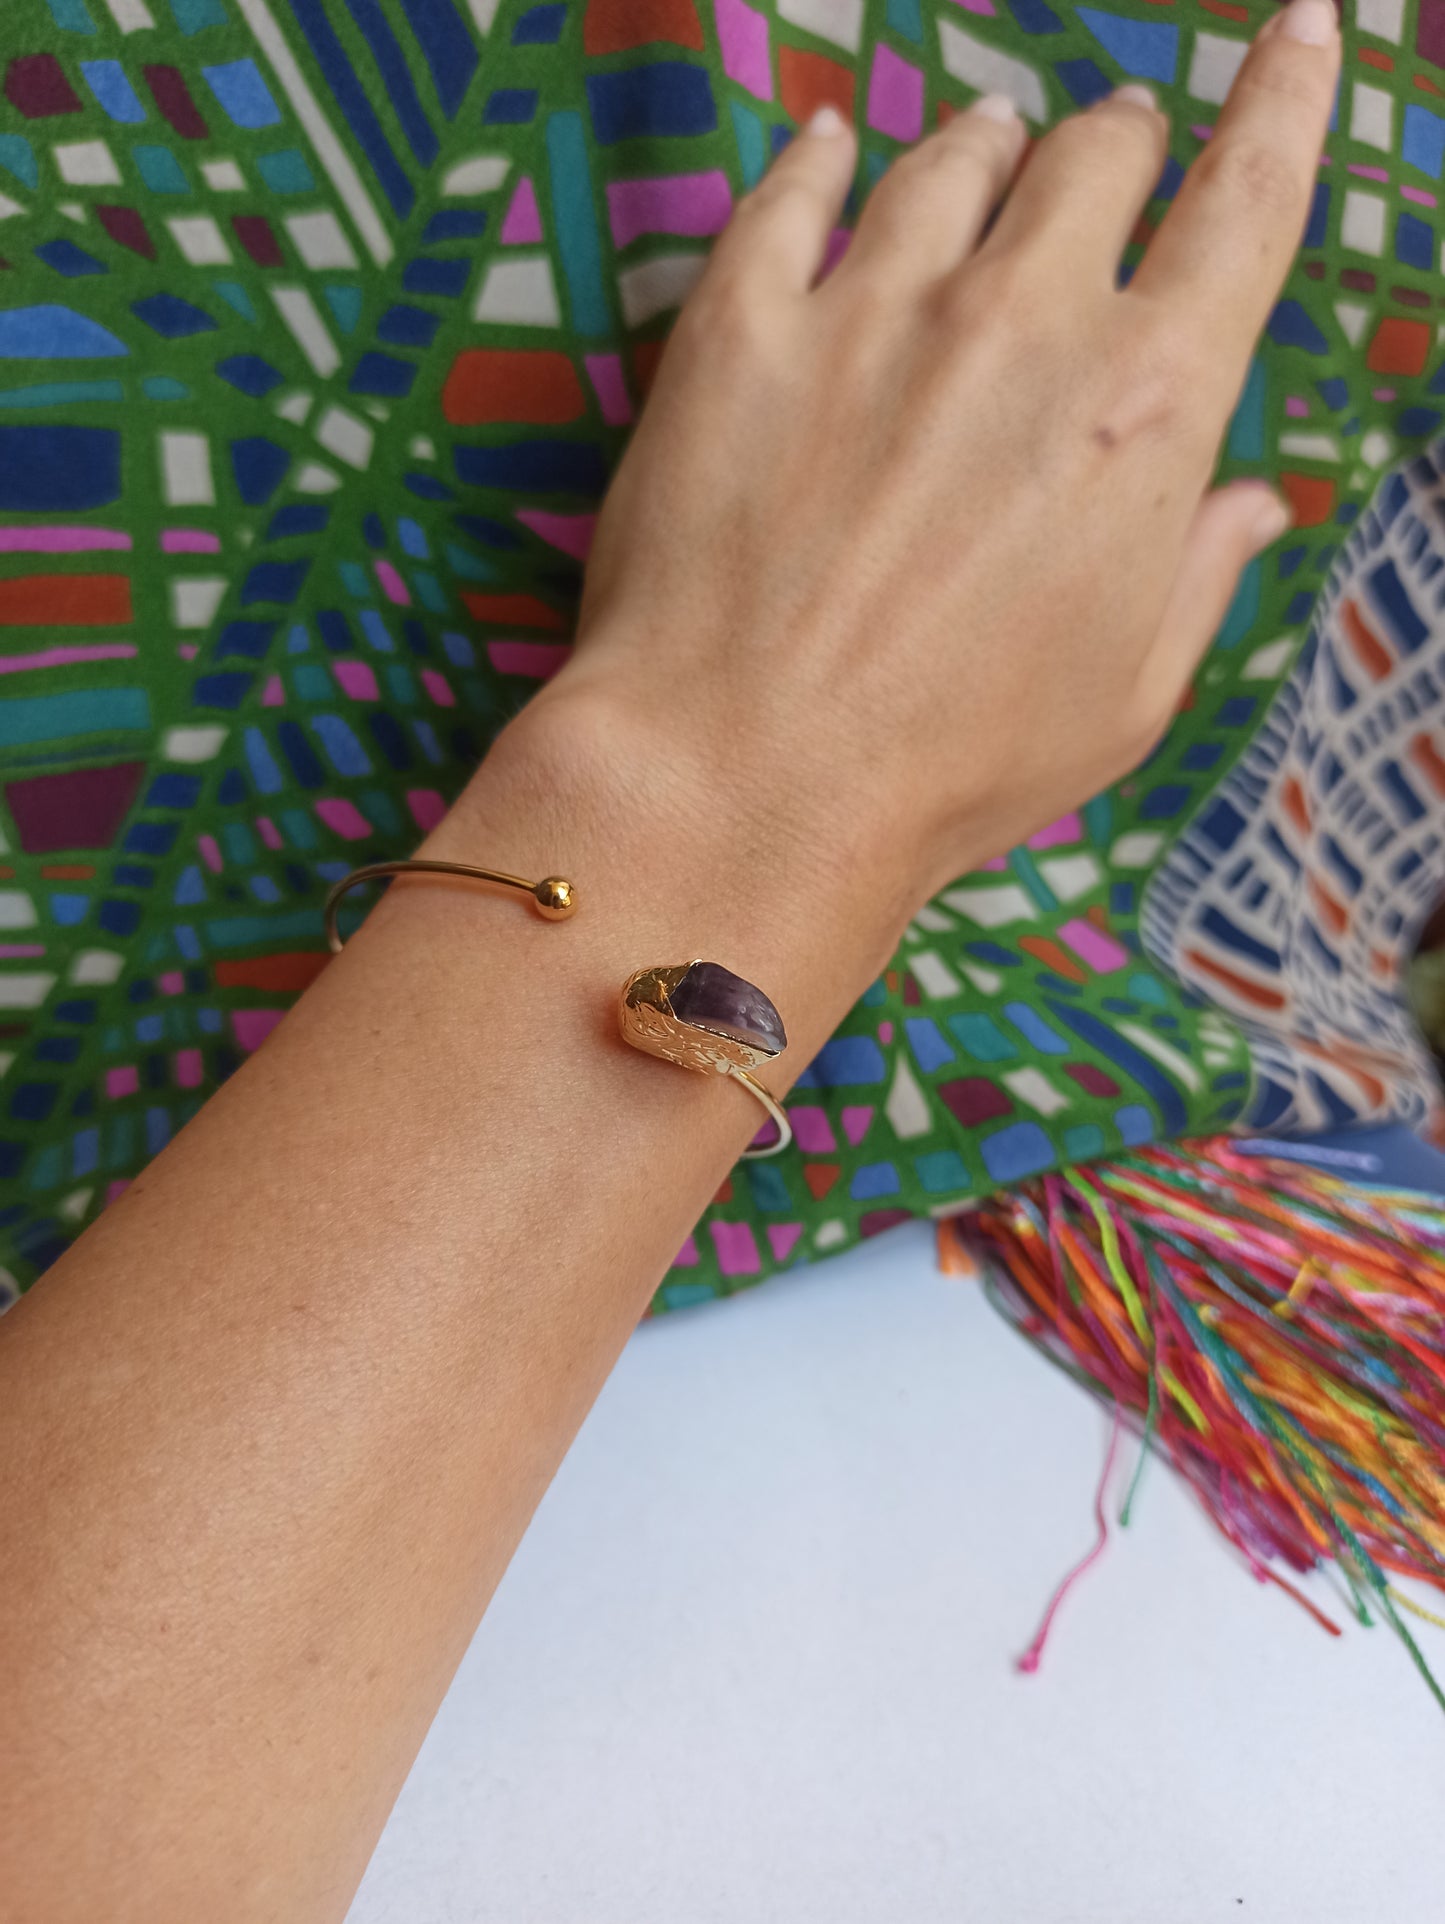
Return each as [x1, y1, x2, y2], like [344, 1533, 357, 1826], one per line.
[619, 961, 792, 1159]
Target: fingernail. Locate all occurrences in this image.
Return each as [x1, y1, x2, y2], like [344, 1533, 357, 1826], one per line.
[1249, 488, 1293, 547]
[806, 104, 849, 138]
[1277, 0, 1337, 45]
[969, 92, 1020, 125]
[1112, 82, 1158, 112]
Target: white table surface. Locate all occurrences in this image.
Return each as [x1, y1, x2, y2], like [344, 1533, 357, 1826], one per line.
[349, 1222, 1445, 1924]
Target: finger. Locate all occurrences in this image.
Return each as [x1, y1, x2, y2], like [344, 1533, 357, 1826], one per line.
[831, 95, 1027, 292]
[1140, 483, 1292, 706]
[976, 85, 1168, 282]
[705, 104, 857, 299]
[1130, 0, 1339, 371]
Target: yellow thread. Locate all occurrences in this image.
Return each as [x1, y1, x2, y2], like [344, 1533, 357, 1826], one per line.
[1274, 1259, 1320, 1319]
[1388, 1586, 1445, 1633]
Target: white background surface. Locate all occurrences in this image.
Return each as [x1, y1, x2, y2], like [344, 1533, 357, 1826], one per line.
[350, 1223, 1445, 1924]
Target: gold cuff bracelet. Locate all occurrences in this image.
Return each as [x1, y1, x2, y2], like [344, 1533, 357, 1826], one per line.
[322, 860, 792, 1159]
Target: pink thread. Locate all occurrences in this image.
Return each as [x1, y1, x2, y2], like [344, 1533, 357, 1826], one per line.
[1016, 1409, 1122, 1675]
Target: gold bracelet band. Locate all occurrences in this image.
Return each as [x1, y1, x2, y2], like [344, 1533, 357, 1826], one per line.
[322, 860, 792, 1160]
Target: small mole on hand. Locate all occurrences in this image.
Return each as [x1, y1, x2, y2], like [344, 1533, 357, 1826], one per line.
[1092, 423, 1118, 450]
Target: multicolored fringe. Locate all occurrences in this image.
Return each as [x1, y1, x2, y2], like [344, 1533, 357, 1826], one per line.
[940, 1139, 1445, 1705]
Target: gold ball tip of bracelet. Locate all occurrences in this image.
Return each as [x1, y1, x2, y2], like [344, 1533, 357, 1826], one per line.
[533, 875, 577, 919]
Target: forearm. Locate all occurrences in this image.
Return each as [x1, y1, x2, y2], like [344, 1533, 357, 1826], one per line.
[0, 692, 912, 1923]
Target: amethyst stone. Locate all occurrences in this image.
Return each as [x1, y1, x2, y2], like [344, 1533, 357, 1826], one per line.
[669, 962, 786, 1056]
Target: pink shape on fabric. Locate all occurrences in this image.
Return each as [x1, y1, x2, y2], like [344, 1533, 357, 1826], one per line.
[0, 526, 130, 553]
[105, 1179, 132, 1207]
[175, 1047, 203, 1089]
[487, 639, 570, 679]
[333, 659, 379, 701]
[420, 668, 455, 707]
[314, 797, 373, 840]
[1027, 812, 1082, 851]
[606, 170, 733, 248]
[820, 226, 852, 278]
[500, 176, 543, 244]
[878, 1020, 894, 1044]
[256, 816, 283, 849]
[768, 1223, 804, 1263]
[1285, 397, 1309, 418]
[584, 352, 632, 426]
[1402, 185, 1438, 208]
[233, 1009, 284, 1053]
[406, 789, 447, 832]
[516, 509, 596, 561]
[158, 971, 185, 995]
[0, 944, 44, 959]
[1059, 917, 1129, 973]
[161, 529, 221, 554]
[1348, 164, 1389, 182]
[714, 0, 773, 100]
[199, 834, 223, 873]
[261, 673, 284, 706]
[980, 855, 1009, 871]
[0, 644, 136, 676]
[842, 1104, 874, 1147]
[788, 1105, 837, 1153]
[710, 1219, 761, 1277]
[949, 0, 997, 14]
[106, 1066, 139, 1100]
[673, 1234, 700, 1267]
[867, 44, 923, 143]
[375, 560, 410, 606]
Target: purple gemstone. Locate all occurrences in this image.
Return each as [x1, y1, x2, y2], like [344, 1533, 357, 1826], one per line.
[669, 962, 786, 1056]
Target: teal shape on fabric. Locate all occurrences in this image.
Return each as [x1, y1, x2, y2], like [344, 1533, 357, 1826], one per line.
[81, 60, 147, 122]
[0, 136, 39, 191]
[384, 664, 416, 703]
[337, 561, 372, 599]
[132, 144, 190, 193]
[546, 112, 609, 337]
[27, 1145, 64, 1191]
[221, 821, 257, 863]
[143, 376, 189, 399]
[290, 662, 333, 701]
[659, 1279, 718, 1310]
[257, 148, 316, 192]
[1084, 792, 1112, 844]
[914, 1148, 971, 1194]
[729, 101, 767, 187]
[1063, 1123, 1107, 1162]
[46, 0, 96, 31]
[948, 1013, 1017, 1062]
[443, 542, 498, 581]
[1009, 848, 1058, 912]
[170, 0, 228, 30]
[1076, 9, 1179, 83]
[213, 281, 257, 321]
[865, 149, 890, 188]
[414, 572, 447, 611]
[886, 0, 923, 44]
[360, 789, 403, 835]
[0, 380, 125, 407]
[107, 1115, 137, 1169]
[1228, 358, 1266, 462]
[0, 688, 149, 748]
[1216, 557, 1262, 650]
[325, 285, 363, 332]
[860, 978, 887, 1007]
[744, 1161, 792, 1212]
[1127, 971, 1170, 1007]
[280, 808, 318, 849]
[206, 911, 321, 947]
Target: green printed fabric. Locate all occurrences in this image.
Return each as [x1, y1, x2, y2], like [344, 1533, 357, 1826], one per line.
[2, 0, 1445, 1307]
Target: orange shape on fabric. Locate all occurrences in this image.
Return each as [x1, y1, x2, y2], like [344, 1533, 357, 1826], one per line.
[1278, 472, 1335, 527]
[804, 1162, 842, 1202]
[1410, 731, 1445, 797]
[214, 953, 330, 994]
[1201, 0, 1250, 20]
[1282, 774, 1311, 837]
[1184, 948, 1287, 1010]
[461, 591, 567, 629]
[1308, 874, 1348, 938]
[1018, 935, 1087, 983]
[0, 573, 131, 626]
[1359, 47, 1394, 70]
[1366, 316, 1431, 376]
[778, 45, 855, 125]
[583, 0, 703, 54]
[441, 349, 585, 425]
[1341, 597, 1392, 680]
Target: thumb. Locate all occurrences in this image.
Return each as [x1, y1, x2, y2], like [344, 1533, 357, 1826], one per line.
[1142, 480, 1293, 702]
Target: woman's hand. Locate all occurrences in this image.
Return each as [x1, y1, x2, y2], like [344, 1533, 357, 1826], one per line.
[542, 0, 1337, 914]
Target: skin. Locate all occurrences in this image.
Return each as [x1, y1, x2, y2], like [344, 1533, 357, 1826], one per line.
[0, 6, 1340, 1919]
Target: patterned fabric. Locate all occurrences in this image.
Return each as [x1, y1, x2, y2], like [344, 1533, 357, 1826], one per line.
[2, 0, 1445, 1308]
